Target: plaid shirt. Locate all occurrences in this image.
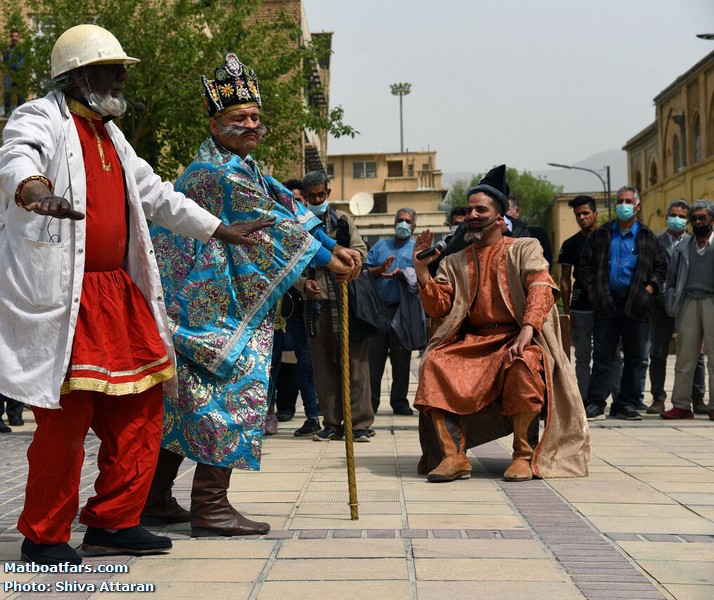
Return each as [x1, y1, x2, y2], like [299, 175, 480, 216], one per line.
[579, 220, 667, 321]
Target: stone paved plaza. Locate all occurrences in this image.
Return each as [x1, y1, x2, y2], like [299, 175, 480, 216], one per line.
[0, 355, 713, 599]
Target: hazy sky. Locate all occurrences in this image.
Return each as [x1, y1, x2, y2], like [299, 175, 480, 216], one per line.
[302, 0, 714, 178]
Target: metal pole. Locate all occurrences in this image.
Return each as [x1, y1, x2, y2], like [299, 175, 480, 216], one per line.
[399, 92, 404, 153]
[605, 166, 612, 221]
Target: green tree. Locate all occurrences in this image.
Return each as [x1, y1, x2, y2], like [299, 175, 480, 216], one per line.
[18, 0, 356, 179]
[447, 167, 562, 227]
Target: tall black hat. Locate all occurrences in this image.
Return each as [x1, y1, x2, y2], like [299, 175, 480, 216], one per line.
[466, 164, 509, 214]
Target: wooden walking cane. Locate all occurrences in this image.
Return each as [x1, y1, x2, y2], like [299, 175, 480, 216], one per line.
[340, 280, 359, 520]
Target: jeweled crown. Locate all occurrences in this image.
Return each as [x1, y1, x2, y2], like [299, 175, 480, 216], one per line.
[201, 53, 262, 117]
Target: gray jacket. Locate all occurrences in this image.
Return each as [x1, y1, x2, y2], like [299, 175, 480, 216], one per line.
[664, 234, 696, 318]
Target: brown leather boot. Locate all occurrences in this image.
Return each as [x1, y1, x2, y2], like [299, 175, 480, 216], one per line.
[190, 463, 270, 537]
[427, 409, 471, 482]
[141, 448, 191, 525]
[646, 400, 665, 415]
[504, 411, 540, 481]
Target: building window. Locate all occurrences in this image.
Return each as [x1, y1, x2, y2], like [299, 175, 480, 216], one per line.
[327, 163, 334, 179]
[407, 164, 414, 177]
[673, 135, 682, 172]
[387, 160, 403, 177]
[353, 161, 377, 179]
[693, 115, 702, 163]
[649, 160, 658, 185]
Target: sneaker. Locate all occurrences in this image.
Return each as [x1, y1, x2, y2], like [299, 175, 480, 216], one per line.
[585, 404, 605, 421]
[661, 407, 694, 420]
[0, 419, 11, 433]
[82, 526, 172, 556]
[608, 404, 620, 418]
[692, 396, 710, 415]
[264, 413, 278, 435]
[21, 538, 82, 565]
[8, 417, 24, 426]
[276, 411, 294, 422]
[635, 401, 648, 411]
[616, 406, 643, 420]
[313, 426, 343, 441]
[392, 405, 414, 416]
[294, 418, 320, 437]
[367, 428, 376, 437]
[353, 429, 371, 442]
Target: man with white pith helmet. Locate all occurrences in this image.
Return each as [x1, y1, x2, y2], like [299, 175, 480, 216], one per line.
[0, 24, 275, 566]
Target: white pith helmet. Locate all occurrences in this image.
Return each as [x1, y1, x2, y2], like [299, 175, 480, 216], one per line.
[50, 24, 139, 79]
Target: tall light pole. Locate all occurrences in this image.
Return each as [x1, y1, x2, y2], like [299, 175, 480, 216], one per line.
[548, 162, 612, 221]
[390, 82, 411, 153]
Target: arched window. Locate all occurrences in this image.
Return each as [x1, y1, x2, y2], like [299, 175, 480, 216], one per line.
[649, 160, 658, 185]
[673, 135, 682, 172]
[634, 170, 642, 191]
[693, 115, 702, 163]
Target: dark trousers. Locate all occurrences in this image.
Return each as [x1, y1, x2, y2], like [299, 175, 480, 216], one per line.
[0, 393, 23, 422]
[587, 306, 649, 411]
[649, 299, 705, 401]
[270, 319, 319, 419]
[369, 306, 412, 411]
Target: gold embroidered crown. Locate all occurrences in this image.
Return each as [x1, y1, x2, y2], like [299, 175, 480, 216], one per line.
[201, 53, 262, 117]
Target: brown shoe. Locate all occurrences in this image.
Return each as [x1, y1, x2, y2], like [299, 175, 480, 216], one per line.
[646, 400, 665, 415]
[190, 464, 270, 537]
[692, 396, 710, 415]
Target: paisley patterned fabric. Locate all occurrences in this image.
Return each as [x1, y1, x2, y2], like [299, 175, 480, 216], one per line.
[150, 137, 322, 469]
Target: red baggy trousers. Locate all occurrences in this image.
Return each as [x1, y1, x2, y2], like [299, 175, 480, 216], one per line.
[17, 386, 163, 544]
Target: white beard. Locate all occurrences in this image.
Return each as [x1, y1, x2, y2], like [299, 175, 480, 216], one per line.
[86, 90, 127, 117]
[464, 230, 483, 243]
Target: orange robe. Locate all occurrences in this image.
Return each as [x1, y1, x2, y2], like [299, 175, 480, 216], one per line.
[415, 238, 553, 417]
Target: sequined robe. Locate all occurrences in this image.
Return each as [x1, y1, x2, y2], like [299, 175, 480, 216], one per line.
[150, 137, 323, 469]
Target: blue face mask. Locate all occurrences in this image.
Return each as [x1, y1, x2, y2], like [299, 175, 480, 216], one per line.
[308, 200, 329, 216]
[394, 221, 413, 239]
[615, 203, 636, 221]
[666, 216, 687, 233]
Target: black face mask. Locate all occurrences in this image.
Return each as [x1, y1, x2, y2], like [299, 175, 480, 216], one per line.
[693, 223, 712, 237]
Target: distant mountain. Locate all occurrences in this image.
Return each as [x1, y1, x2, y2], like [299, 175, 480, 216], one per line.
[443, 150, 628, 195]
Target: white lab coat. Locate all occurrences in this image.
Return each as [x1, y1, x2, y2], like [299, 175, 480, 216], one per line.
[0, 91, 221, 408]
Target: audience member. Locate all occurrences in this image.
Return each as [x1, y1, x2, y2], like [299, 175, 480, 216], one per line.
[580, 186, 666, 421]
[2, 30, 25, 116]
[300, 170, 374, 442]
[662, 200, 714, 420]
[647, 200, 706, 415]
[506, 194, 553, 267]
[366, 208, 419, 415]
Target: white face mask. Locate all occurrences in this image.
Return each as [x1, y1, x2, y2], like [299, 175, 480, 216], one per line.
[394, 222, 413, 239]
[308, 200, 329, 216]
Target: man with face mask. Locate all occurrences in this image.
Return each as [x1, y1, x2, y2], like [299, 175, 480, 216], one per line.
[412, 165, 590, 483]
[365, 208, 419, 415]
[663, 200, 714, 420]
[579, 186, 667, 422]
[0, 25, 280, 565]
[647, 200, 706, 415]
[299, 170, 374, 441]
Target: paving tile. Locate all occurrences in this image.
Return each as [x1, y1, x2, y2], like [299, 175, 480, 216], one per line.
[257, 581, 411, 600]
[289, 515, 403, 529]
[662, 583, 714, 600]
[112, 558, 267, 582]
[154, 539, 276, 559]
[414, 558, 563, 581]
[407, 514, 522, 530]
[637, 560, 714, 585]
[410, 539, 544, 559]
[277, 539, 405, 558]
[416, 580, 582, 600]
[265, 558, 408, 581]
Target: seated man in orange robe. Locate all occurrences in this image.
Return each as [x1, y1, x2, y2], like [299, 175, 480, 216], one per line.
[413, 165, 590, 483]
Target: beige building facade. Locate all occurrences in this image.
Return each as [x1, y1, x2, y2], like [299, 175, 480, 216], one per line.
[624, 49, 714, 232]
[327, 150, 449, 243]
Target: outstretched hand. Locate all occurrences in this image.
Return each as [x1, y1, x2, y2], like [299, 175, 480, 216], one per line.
[213, 216, 277, 246]
[412, 229, 439, 267]
[22, 196, 85, 221]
